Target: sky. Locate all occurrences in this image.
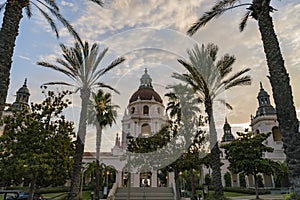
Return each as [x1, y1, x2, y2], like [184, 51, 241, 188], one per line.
[1, 0, 300, 152]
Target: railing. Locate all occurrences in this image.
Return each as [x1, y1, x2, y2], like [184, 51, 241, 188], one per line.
[107, 183, 118, 200]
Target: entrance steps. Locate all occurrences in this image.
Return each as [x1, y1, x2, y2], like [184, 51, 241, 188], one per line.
[114, 187, 174, 200]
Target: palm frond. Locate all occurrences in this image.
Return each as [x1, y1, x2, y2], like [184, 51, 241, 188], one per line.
[0, 3, 6, 12]
[25, 4, 32, 18]
[222, 68, 251, 86]
[41, 2, 83, 46]
[41, 0, 59, 11]
[216, 99, 233, 110]
[32, 2, 59, 38]
[97, 83, 120, 94]
[187, 0, 251, 36]
[216, 54, 235, 78]
[92, 47, 109, 74]
[239, 10, 251, 32]
[88, 0, 104, 7]
[37, 61, 77, 80]
[224, 75, 252, 90]
[90, 57, 125, 86]
[42, 81, 75, 87]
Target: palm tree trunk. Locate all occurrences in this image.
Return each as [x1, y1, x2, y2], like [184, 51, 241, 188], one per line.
[95, 123, 102, 200]
[206, 102, 224, 199]
[70, 88, 90, 198]
[0, 1, 24, 118]
[253, 0, 300, 194]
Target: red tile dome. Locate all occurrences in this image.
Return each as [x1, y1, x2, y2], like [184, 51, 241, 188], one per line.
[129, 88, 162, 103]
[129, 68, 163, 103]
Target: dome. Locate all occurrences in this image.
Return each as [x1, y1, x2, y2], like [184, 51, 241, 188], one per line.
[129, 88, 163, 103]
[17, 79, 30, 95]
[129, 68, 163, 103]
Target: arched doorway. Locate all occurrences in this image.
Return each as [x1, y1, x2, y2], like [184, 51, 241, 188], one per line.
[140, 172, 152, 187]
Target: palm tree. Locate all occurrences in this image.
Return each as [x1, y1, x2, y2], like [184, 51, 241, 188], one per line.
[173, 44, 251, 199]
[87, 89, 119, 200]
[0, 0, 103, 119]
[165, 84, 202, 200]
[37, 40, 125, 197]
[187, 1, 300, 194]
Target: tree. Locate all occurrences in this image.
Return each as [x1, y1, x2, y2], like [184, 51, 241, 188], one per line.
[0, 90, 75, 200]
[173, 43, 251, 199]
[222, 132, 279, 199]
[87, 89, 119, 200]
[165, 84, 206, 200]
[37, 40, 125, 197]
[224, 172, 232, 187]
[0, 0, 103, 119]
[187, 1, 300, 195]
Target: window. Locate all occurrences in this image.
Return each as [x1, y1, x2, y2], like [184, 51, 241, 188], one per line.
[143, 105, 149, 115]
[272, 126, 282, 142]
[131, 107, 135, 114]
[141, 124, 151, 136]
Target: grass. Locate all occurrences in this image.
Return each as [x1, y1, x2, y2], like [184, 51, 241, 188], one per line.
[224, 191, 253, 197]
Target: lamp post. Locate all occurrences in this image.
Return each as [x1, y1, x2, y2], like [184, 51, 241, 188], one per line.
[104, 171, 110, 198]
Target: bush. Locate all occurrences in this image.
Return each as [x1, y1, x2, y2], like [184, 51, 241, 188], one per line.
[224, 172, 232, 187]
[239, 173, 246, 188]
[205, 174, 212, 186]
[223, 187, 271, 195]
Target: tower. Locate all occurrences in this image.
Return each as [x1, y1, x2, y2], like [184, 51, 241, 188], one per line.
[11, 78, 30, 111]
[121, 68, 168, 149]
[221, 117, 235, 143]
[251, 82, 277, 135]
[250, 82, 286, 188]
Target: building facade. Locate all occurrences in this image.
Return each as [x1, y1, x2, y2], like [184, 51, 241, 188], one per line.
[83, 69, 173, 188]
[217, 83, 289, 188]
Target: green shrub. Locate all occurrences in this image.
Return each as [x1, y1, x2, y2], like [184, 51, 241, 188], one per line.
[224, 172, 232, 187]
[205, 174, 212, 186]
[239, 173, 246, 188]
[223, 187, 271, 195]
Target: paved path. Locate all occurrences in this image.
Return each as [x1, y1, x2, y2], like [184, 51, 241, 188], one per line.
[229, 194, 285, 200]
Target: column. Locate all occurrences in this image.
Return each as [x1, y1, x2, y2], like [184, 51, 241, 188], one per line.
[151, 170, 158, 187]
[116, 171, 122, 187]
[133, 173, 140, 187]
[168, 172, 175, 187]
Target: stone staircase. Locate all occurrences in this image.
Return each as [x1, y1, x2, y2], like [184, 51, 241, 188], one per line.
[114, 187, 174, 200]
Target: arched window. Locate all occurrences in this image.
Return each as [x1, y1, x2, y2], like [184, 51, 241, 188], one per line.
[131, 107, 135, 114]
[143, 105, 149, 115]
[272, 126, 282, 142]
[141, 123, 151, 136]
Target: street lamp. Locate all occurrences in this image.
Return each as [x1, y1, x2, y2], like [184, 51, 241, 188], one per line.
[104, 171, 110, 197]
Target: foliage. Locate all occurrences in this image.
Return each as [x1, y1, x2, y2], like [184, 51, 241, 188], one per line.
[205, 174, 212, 186]
[0, 0, 103, 120]
[37, 39, 125, 196]
[222, 132, 280, 198]
[0, 90, 75, 189]
[173, 43, 251, 199]
[239, 173, 246, 188]
[186, 0, 300, 194]
[224, 172, 232, 187]
[257, 174, 264, 188]
[222, 132, 278, 176]
[87, 89, 119, 200]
